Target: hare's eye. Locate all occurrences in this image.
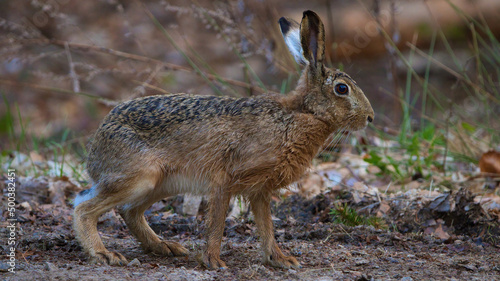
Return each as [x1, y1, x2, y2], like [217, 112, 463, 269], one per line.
[335, 83, 349, 95]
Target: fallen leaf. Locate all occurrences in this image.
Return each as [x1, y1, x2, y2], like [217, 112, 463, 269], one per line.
[48, 181, 70, 206]
[429, 194, 452, 212]
[378, 202, 390, 214]
[366, 235, 379, 243]
[299, 173, 324, 198]
[423, 219, 437, 227]
[29, 151, 44, 162]
[406, 181, 421, 190]
[352, 182, 368, 192]
[367, 165, 382, 174]
[424, 226, 435, 235]
[433, 224, 450, 240]
[479, 150, 500, 175]
[352, 191, 362, 204]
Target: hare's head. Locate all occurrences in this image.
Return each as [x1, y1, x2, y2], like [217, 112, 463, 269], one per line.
[279, 11, 374, 131]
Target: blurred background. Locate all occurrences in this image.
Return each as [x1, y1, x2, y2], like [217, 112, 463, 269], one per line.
[0, 0, 499, 171]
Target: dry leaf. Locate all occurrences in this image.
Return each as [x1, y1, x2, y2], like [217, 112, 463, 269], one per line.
[479, 150, 500, 175]
[299, 173, 324, 198]
[433, 224, 450, 240]
[48, 181, 69, 206]
[429, 194, 452, 212]
[378, 202, 390, 214]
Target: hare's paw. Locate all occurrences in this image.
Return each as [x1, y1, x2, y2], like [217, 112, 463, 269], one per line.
[149, 241, 189, 257]
[90, 251, 128, 266]
[196, 251, 227, 269]
[264, 253, 301, 269]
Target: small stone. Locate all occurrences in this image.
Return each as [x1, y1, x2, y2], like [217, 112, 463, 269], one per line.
[44, 262, 58, 271]
[127, 258, 141, 267]
[182, 195, 203, 216]
[355, 258, 369, 266]
[356, 274, 372, 281]
[400, 277, 413, 281]
[367, 165, 381, 174]
[388, 257, 399, 263]
[386, 165, 396, 173]
[20, 201, 32, 211]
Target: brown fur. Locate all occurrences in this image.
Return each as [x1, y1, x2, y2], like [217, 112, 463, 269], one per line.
[73, 10, 374, 269]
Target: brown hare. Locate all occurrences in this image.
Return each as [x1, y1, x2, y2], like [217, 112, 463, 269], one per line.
[73, 10, 374, 269]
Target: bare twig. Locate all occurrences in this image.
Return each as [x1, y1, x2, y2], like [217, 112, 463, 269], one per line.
[0, 79, 118, 106]
[384, 181, 392, 194]
[64, 42, 80, 93]
[130, 63, 163, 99]
[18, 39, 279, 95]
[131, 80, 173, 95]
[443, 101, 452, 175]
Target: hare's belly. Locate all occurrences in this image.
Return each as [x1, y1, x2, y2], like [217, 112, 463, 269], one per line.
[159, 173, 212, 196]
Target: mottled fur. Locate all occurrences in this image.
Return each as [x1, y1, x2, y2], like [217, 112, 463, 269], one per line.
[73, 10, 374, 269]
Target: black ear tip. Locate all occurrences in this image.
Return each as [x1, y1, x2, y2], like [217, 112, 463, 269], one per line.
[278, 17, 290, 34]
[302, 10, 319, 19]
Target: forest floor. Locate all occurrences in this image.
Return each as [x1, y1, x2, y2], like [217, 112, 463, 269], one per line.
[1, 152, 499, 281]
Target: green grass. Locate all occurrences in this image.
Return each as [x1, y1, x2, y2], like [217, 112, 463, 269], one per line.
[330, 203, 387, 229]
[366, 124, 446, 182]
[0, 96, 86, 182]
[360, 1, 499, 184]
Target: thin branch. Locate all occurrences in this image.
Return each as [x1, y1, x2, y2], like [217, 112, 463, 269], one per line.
[132, 80, 173, 95]
[19, 39, 278, 95]
[130, 63, 163, 99]
[0, 79, 118, 106]
[64, 42, 80, 93]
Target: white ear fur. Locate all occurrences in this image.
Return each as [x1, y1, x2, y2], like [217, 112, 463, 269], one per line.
[279, 17, 307, 65]
[284, 28, 307, 65]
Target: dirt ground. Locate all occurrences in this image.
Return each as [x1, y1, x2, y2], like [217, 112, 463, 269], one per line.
[1, 176, 499, 281]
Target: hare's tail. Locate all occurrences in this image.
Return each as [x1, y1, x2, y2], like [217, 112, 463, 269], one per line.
[73, 185, 97, 207]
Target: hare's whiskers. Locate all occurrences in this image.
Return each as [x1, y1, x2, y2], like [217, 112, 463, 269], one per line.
[318, 127, 344, 156]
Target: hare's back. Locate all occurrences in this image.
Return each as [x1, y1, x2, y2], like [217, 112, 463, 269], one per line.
[105, 94, 282, 131]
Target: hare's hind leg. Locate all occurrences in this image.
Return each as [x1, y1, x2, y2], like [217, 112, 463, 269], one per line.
[117, 190, 188, 257]
[73, 186, 128, 266]
[249, 193, 301, 269]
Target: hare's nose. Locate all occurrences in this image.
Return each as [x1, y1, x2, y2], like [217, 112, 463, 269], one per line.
[367, 116, 373, 123]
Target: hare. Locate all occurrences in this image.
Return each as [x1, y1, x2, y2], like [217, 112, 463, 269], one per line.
[73, 10, 374, 269]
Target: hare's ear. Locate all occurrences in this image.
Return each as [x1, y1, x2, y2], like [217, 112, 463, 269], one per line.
[300, 10, 325, 71]
[279, 17, 307, 65]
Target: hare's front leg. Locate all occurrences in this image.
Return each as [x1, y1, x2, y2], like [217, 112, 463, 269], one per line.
[250, 194, 301, 269]
[197, 188, 231, 269]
